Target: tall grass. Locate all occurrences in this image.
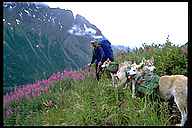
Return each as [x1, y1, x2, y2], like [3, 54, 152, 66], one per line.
[4, 76, 170, 126]
[4, 40, 186, 126]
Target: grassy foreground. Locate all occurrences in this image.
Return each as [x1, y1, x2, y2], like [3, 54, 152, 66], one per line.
[4, 75, 172, 126]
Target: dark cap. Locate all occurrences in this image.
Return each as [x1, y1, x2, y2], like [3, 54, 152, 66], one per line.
[90, 40, 98, 45]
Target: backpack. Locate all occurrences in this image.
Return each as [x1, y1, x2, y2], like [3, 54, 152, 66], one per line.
[106, 62, 119, 73]
[98, 39, 113, 59]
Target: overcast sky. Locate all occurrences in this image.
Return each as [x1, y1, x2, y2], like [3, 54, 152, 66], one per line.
[44, 2, 188, 48]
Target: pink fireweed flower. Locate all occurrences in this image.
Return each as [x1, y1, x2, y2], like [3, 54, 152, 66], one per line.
[31, 90, 41, 97]
[4, 70, 86, 112]
[14, 93, 20, 101]
[43, 87, 49, 94]
[4, 107, 14, 118]
[36, 80, 42, 85]
[48, 75, 57, 81]
[41, 79, 49, 85]
[25, 86, 32, 93]
[32, 83, 41, 89]
[3, 94, 11, 107]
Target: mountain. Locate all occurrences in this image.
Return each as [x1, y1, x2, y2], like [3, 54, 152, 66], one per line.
[112, 45, 131, 56]
[3, 2, 129, 93]
[3, 2, 105, 93]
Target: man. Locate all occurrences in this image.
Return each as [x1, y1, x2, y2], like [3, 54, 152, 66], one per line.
[88, 39, 114, 81]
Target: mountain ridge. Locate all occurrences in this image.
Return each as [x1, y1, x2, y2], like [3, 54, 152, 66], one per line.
[3, 2, 129, 93]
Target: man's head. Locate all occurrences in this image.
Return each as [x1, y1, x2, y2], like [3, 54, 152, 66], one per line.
[90, 40, 99, 48]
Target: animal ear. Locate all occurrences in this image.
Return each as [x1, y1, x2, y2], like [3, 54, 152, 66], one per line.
[150, 57, 154, 63]
[142, 57, 146, 62]
[140, 63, 144, 69]
[140, 58, 145, 65]
[141, 59, 143, 64]
[107, 58, 111, 62]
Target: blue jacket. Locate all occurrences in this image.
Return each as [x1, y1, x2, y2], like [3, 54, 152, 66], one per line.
[91, 39, 114, 64]
[91, 46, 104, 64]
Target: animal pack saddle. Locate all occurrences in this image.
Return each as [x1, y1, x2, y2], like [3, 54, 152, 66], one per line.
[106, 62, 119, 74]
[125, 69, 160, 96]
[136, 73, 160, 95]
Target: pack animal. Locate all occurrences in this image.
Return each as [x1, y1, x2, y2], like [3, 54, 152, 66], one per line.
[101, 59, 132, 88]
[126, 63, 146, 98]
[126, 58, 188, 126]
[159, 75, 187, 126]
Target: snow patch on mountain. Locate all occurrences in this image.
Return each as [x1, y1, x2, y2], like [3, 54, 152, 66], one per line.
[84, 24, 96, 35]
[24, 9, 29, 14]
[16, 19, 21, 24]
[68, 23, 102, 39]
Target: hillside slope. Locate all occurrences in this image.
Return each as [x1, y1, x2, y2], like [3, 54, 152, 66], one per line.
[4, 40, 187, 126]
[3, 2, 105, 93]
[3, 68, 170, 126]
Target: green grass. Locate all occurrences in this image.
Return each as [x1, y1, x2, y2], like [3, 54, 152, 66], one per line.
[4, 77, 171, 126]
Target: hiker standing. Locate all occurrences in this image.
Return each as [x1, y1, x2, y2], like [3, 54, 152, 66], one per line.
[88, 39, 114, 81]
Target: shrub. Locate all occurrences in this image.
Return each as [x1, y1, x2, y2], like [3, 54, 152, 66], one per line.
[117, 40, 187, 76]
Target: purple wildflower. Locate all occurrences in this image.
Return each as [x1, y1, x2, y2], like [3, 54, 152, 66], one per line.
[4, 107, 13, 118]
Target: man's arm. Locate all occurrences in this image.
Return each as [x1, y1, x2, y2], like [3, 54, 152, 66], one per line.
[96, 47, 105, 65]
[91, 49, 96, 64]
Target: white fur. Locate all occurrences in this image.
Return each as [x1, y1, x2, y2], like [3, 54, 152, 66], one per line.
[127, 62, 145, 98]
[101, 60, 131, 88]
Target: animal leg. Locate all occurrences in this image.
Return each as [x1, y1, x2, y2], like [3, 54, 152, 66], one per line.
[111, 73, 115, 87]
[132, 80, 136, 98]
[167, 96, 174, 115]
[174, 95, 187, 126]
[124, 78, 130, 89]
[119, 78, 127, 89]
[123, 83, 127, 89]
[180, 112, 187, 126]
